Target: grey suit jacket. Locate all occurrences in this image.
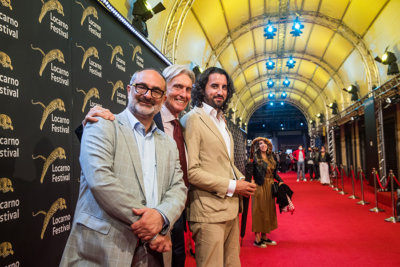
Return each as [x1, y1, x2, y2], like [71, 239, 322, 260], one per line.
[61, 110, 187, 266]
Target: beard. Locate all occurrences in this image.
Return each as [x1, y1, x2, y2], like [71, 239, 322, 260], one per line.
[206, 95, 226, 110]
[129, 94, 161, 117]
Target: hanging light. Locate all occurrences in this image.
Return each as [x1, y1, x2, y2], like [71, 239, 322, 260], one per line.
[266, 58, 275, 70]
[264, 20, 277, 39]
[343, 85, 359, 101]
[268, 92, 275, 99]
[281, 91, 287, 98]
[280, 101, 284, 106]
[283, 77, 290, 87]
[286, 56, 296, 69]
[290, 16, 304, 37]
[267, 78, 274, 88]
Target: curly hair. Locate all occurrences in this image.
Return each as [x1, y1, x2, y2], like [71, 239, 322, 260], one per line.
[191, 67, 235, 113]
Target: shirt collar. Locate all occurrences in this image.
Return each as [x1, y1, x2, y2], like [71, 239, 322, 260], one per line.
[161, 104, 177, 123]
[124, 108, 158, 136]
[202, 102, 223, 120]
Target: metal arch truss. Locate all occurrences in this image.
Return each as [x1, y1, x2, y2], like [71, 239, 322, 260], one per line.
[243, 99, 311, 126]
[204, 11, 379, 89]
[238, 89, 312, 123]
[161, 0, 195, 62]
[234, 72, 329, 114]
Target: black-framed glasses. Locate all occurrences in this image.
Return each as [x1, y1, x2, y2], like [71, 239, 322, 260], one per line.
[131, 83, 165, 99]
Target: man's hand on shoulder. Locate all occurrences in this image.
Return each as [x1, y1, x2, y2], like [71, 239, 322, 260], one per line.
[82, 106, 115, 127]
[234, 180, 256, 197]
[148, 234, 172, 253]
[130, 208, 164, 241]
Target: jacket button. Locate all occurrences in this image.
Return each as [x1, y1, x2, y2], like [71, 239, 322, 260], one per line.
[141, 200, 146, 205]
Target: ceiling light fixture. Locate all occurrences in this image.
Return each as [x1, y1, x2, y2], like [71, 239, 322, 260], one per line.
[286, 56, 296, 69]
[266, 58, 275, 70]
[131, 0, 166, 37]
[264, 20, 277, 39]
[290, 16, 304, 37]
[375, 48, 399, 75]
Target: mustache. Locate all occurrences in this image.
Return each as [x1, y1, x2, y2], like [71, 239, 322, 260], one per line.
[213, 95, 225, 100]
[138, 96, 156, 105]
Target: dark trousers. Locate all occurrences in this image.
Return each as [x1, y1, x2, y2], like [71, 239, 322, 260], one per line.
[171, 210, 186, 267]
[307, 163, 315, 179]
[314, 163, 320, 179]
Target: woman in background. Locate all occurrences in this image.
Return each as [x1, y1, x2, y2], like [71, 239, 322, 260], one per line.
[247, 137, 284, 248]
[318, 146, 331, 185]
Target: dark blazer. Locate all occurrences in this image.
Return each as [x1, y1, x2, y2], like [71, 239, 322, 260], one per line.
[245, 154, 283, 186]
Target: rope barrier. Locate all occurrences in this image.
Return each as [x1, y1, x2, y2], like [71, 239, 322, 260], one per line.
[375, 172, 389, 190]
[392, 175, 400, 187]
[357, 170, 366, 181]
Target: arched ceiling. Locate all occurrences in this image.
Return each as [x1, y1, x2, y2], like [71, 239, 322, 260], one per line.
[110, 0, 400, 128]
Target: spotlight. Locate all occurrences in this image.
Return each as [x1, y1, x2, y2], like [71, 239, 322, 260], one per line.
[283, 77, 290, 87]
[264, 20, 277, 39]
[300, 122, 304, 126]
[309, 120, 316, 128]
[328, 101, 338, 115]
[267, 78, 274, 88]
[262, 124, 266, 128]
[269, 102, 274, 106]
[375, 49, 399, 75]
[131, 0, 166, 37]
[280, 101, 284, 106]
[280, 123, 284, 127]
[290, 16, 304, 37]
[343, 85, 359, 101]
[281, 91, 287, 99]
[268, 92, 275, 99]
[266, 58, 275, 70]
[286, 56, 296, 69]
[316, 113, 325, 123]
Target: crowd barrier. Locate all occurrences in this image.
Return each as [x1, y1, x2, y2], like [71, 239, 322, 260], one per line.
[332, 164, 399, 223]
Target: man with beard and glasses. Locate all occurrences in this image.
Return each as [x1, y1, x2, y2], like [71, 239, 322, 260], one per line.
[61, 69, 187, 267]
[74, 65, 195, 267]
[181, 67, 256, 267]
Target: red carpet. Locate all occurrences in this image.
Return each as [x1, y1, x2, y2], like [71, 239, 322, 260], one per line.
[185, 171, 400, 266]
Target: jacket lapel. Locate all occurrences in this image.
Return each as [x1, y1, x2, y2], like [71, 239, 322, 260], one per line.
[154, 130, 165, 204]
[116, 111, 146, 196]
[195, 107, 230, 159]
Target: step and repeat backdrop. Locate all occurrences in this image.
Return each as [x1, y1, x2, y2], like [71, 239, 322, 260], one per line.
[0, 0, 168, 265]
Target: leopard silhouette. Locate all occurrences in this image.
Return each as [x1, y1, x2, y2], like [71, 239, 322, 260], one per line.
[31, 44, 65, 76]
[32, 98, 66, 130]
[76, 87, 100, 112]
[108, 80, 124, 101]
[32, 198, 67, 239]
[0, 114, 13, 130]
[106, 43, 123, 64]
[75, 1, 98, 25]
[0, 178, 13, 193]
[0, 0, 12, 10]
[32, 147, 66, 184]
[0, 242, 14, 258]
[0, 51, 13, 70]
[129, 43, 142, 61]
[76, 43, 99, 69]
[39, 0, 64, 23]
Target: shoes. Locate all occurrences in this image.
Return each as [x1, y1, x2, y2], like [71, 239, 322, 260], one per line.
[310, 178, 314, 181]
[262, 238, 277, 245]
[253, 240, 267, 248]
[297, 179, 299, 182]
[303, 178, 307, 181]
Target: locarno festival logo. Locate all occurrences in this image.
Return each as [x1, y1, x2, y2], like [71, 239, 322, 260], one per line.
[0, 51, 13, 70]
[32, 198, 67, 239]
[0, 114, 13, 130]
[38, 0, 64, 23]
[76, 87, 100, 112]
[31, 98, 66, 130]
[31, 44, 65, 76]
[32, 147, 66, 184]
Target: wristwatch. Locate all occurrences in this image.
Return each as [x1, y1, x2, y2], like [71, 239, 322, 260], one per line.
[160, 221, 169, 235]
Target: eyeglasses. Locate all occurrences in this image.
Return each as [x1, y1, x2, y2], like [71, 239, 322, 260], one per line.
[131, 83, 165, 99]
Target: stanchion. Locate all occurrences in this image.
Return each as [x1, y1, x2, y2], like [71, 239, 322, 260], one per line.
[330, 163, 336, 188]
[356, 167, 370, 205]
[339, 164, 348, 195]
[333, 165, 340, 191]
[369, 168, 385, 213]
[348, 165, 359, 199]
[384, 170, 397, 223]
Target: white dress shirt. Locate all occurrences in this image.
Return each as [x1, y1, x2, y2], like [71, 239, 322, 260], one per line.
[125, 109, 158, 208]
[202, 102, 236, 196]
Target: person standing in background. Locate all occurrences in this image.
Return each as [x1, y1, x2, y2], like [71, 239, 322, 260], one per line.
[293, 145, 306, 182]
[306, 147, 316, 181]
